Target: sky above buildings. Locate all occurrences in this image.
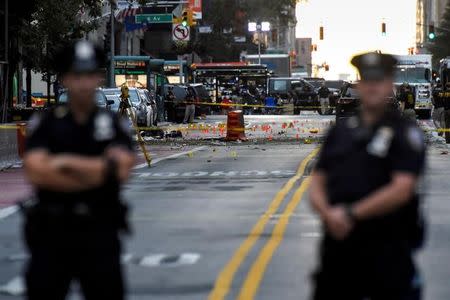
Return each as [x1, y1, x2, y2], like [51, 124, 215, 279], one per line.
[296, 0, 417, 79]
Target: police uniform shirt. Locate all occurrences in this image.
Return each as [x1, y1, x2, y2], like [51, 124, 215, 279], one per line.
[433, 87, 444, 108]
[316, 112, 425, 242]
[438, 90, 450, 110]
[25, 105, 134, 207]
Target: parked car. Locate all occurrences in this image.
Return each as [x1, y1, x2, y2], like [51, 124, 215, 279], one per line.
[336, 83, 399, 122]
[188, 83, 212, 116]
[102, 88, 122, 114]
[58, 89, 114, 109]
[268, 77, 318, 114]
[303, 77, 326, 92]
[292, 82, 319, 114]
[336, 83, 360, 122]
[325, 80, 347, 110]
[163, 84, 188, 123]
[138, 89, 157, 126]
[105, 94, 121, 114]
[268, 77, 306, 100]
[120, 87, 153, 127]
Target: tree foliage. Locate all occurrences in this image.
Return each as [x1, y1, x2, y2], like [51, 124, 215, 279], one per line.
[428, 0, 450, 63]
[194, 0, 297, 61]
[19, 0, 103, 74]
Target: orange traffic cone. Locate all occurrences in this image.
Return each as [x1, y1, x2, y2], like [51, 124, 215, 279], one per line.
[226, 110, 247, 141]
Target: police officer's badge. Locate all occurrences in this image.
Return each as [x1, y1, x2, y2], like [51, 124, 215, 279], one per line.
[75, 40, 95, 60]
[367, 126, 394, 158]
[407, 127, 424, 152]
[93, 113, 115, 141]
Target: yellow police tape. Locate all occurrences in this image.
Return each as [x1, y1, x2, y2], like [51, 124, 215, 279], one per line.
[166, 100, 328, 110]
[3, 120, 450, 133]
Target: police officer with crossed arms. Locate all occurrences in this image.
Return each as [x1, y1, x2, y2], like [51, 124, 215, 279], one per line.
[310, 52, 426, 300]
[23, 40, 136, 300]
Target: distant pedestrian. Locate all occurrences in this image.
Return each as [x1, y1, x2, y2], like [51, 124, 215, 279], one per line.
[165, 86, 176, 122]
[440, 82, 450, 143]
[22, 40, 136, 300]
[157, 86, 167, 122]
[183, 86, 196, 123]
[432, 82, 445, 135]
[318, 82, 331, 115]
[118, 85, 131, 119]
[398, 82, 416, 122]
[310, 52, 426, 300]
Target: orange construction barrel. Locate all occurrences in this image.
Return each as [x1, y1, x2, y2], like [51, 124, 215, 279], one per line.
[226, 110, 246, 141]
[16, 122, 27, 158]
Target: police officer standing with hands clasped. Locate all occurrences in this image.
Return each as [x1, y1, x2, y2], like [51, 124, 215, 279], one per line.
[23, 40, 136, 300]
[310, 52, 426, 300]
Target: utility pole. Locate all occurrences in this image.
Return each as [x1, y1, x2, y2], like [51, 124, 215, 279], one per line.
[179, 56, 183, 83]
[109, 0, 116, 87]
[1, 0, 8, 122]
[4, 0, 8, 63]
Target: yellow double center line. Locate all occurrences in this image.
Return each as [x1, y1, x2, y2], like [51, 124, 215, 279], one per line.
[208, 148, 319, 300]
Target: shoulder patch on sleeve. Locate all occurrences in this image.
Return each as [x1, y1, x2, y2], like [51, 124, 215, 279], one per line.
[406, 126, 424, 152]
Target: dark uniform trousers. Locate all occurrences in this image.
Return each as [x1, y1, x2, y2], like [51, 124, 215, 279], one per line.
[312, 237, 421, 300]
[24, 215, 124, 300]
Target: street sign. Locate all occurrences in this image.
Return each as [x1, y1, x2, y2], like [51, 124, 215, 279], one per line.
[172, 24, 190, 42]
[188, 0, 203, 19]
[135, 14, 173, 24]
[198, 26, 213, 34]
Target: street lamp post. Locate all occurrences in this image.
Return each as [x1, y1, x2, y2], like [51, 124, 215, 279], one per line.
[248, 21, 270, 65]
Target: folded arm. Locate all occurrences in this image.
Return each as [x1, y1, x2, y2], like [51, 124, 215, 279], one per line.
[351, 172, 417, 221]
[24, 147, 136, 192]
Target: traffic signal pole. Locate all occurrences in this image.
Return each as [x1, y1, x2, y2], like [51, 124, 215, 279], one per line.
[109, 0, 116, 88]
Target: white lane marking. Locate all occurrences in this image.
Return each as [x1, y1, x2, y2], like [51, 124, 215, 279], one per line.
[137, 253, 201, 267]
[300, 232, 322, 238]
[0, 206, 19, 220]
[135, 170, 296, 178]
[181, 171, 209, 177]
[6, 254, 28, 262]
[0, 276, 25, 296]
[121, 253, 134, 264]
[133, 146, 207, 170]
[176, 253, 201, 265]
[139, 254, 167, 267]
[208, 171, 239, 177]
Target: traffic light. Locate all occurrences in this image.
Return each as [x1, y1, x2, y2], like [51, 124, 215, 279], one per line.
[381, 22, 386, 36]
[311, 44, 318, 52]
[319, 26, 324, 40]
[408, 47, 414, 55]
[428, 24, 436, 40]
[324, 64, 329, 71]
[188, 9, 197, 26]
[181, 9, 188, 27]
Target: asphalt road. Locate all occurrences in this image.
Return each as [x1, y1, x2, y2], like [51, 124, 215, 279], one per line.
[144, 113, 333, 141]
[0, 113, 449, 300]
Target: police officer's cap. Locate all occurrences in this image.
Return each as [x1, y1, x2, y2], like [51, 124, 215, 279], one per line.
[351, 52, 397, 81]
[54, 40, 106, 75]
